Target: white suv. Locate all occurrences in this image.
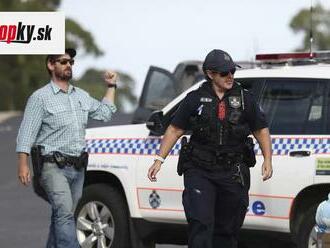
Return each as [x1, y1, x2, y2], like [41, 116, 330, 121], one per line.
[75, 52, 330, 248]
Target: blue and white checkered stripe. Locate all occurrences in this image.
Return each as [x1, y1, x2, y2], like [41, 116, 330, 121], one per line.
[86, 137, 330, 156]
[86, 138, 181, 156]
[259, 137, 330, 156]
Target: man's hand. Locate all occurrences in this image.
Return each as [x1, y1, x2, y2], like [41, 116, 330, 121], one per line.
[262, 160, 273, 181]
[18, 161, 31, 186]
[147, 161, 162, 182]
[104, 71, 118, 86]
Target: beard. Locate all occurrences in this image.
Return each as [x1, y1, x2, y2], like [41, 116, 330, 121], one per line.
[54, 68, 72, 81]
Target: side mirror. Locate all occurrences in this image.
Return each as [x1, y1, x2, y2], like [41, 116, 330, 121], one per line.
[146, 111, 165, 136]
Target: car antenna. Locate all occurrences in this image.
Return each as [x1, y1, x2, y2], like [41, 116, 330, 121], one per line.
[309, 0, 314, 57]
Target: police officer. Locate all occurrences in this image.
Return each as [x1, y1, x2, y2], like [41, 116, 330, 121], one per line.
[148, 49, 273, 248]
[16, 48, 118, 248]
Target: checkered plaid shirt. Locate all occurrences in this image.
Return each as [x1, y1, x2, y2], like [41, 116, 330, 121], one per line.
[16, 81, 116, 156]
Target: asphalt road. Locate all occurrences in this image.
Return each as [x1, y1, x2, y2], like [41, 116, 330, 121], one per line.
[0, 114, 297, 248]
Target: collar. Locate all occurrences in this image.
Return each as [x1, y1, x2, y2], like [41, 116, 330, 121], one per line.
[50, 81, 75, 94]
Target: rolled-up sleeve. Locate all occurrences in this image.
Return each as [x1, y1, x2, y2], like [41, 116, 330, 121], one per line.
[88, 96, 117, 122]
[16, 93, 44, 154]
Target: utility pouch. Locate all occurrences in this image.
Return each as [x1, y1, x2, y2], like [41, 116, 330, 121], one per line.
[191, 148, 216, 167]
[177, 137, 192, 176]
[53, 151, 66, 169]
[30, 145, 49, 202]
[75, 151, 89, 170]
[244, 137, 256, 167]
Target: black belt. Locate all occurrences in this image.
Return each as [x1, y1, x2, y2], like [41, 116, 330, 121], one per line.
[190, 147, 244, 168]
[43, 154, 80, 166]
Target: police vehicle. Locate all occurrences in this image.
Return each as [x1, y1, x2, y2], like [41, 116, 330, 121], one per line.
[75, 52, 330, 248]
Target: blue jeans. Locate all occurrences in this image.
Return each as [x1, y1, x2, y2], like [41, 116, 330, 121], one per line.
[40, 162, 85, 248]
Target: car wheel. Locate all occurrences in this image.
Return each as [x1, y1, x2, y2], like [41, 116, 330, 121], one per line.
[296, 205, 318, 248]
[75, 183, 130, 248]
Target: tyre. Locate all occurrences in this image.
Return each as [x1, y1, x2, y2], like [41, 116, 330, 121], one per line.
[296, 205, 318, 248]
[75, 184, 130, 248]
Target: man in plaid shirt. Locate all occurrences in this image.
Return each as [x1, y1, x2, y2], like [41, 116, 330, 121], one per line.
[16, 48, 117, 248]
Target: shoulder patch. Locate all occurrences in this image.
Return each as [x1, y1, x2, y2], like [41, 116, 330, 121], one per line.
[228, 96, 241, 108]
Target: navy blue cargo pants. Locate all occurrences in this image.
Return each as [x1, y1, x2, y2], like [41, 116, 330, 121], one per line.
[182, 164, 250, 248]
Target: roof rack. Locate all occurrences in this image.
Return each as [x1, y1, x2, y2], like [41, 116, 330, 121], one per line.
[255, 51, 330, 67]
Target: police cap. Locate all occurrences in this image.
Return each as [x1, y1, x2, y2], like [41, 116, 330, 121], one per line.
[202, 49, 240, 74]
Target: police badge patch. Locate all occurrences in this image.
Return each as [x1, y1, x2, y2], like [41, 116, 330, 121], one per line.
[228, 96, 241, 108]
[149, 190, 161, 209]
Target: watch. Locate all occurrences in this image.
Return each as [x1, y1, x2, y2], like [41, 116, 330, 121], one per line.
[107, 84, 117, 89]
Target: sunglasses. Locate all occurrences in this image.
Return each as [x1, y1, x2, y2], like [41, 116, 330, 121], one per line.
[55, 59, 75, 66]
[218, 68, 236, 77]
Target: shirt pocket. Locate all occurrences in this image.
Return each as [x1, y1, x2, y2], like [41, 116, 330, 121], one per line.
[45, 105, 71, 129]
[76, 100, 90, 127]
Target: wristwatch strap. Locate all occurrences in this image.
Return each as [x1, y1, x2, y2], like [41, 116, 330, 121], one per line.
[107, 84, 117, 89]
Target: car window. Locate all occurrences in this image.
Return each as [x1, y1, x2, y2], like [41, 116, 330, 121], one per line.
[144, 70, 176, 110]
[174, 64, 203, 94]
[236, 78, 256, 91]
[235, 78, 265, 98]
[161, 78, 330, 135]
[259, 78, 328, 134]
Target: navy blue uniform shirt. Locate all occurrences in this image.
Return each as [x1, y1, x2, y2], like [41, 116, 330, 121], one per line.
[171, 81, 268, 132]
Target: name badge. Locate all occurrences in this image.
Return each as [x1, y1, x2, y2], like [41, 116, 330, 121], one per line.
[200, 97, 212, 102]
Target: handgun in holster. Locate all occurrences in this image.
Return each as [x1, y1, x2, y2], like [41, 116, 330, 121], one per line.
[30, 145, 49, 202]
[76, 151, 89, 170]
[52, 151, 88, 171]
[244, 137, 256, 167]
[177, 137, 192, 176]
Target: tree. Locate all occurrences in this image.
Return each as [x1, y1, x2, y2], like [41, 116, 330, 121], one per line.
[290, 4, 330, 51]
[75, 69, 138, 113]
[0, 1, 137, 111]
[0, 0, 103, 110]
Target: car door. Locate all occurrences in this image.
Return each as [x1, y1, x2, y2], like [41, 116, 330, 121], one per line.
[135, 109, 188, 223]
[133, 67, 187, 222]
[244, 78, 328, 231]
[314, 79, 330, 184]
[132, 66, 177, 124]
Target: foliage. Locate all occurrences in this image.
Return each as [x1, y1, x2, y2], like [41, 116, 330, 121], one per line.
[74, 68, 138, 112]
[0, 0, 113, 110]
[65, 18, 103, 57]
[0, 0, 61, 11]
[290, 4, 330, 51]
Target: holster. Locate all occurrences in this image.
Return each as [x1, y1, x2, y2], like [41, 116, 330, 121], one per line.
[30, 145, 49, 202]
[77, 151, 89, 170]
[243, 137, 256, 167]
[50, 151, 89, 170]
[177, 137, 192, 176]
